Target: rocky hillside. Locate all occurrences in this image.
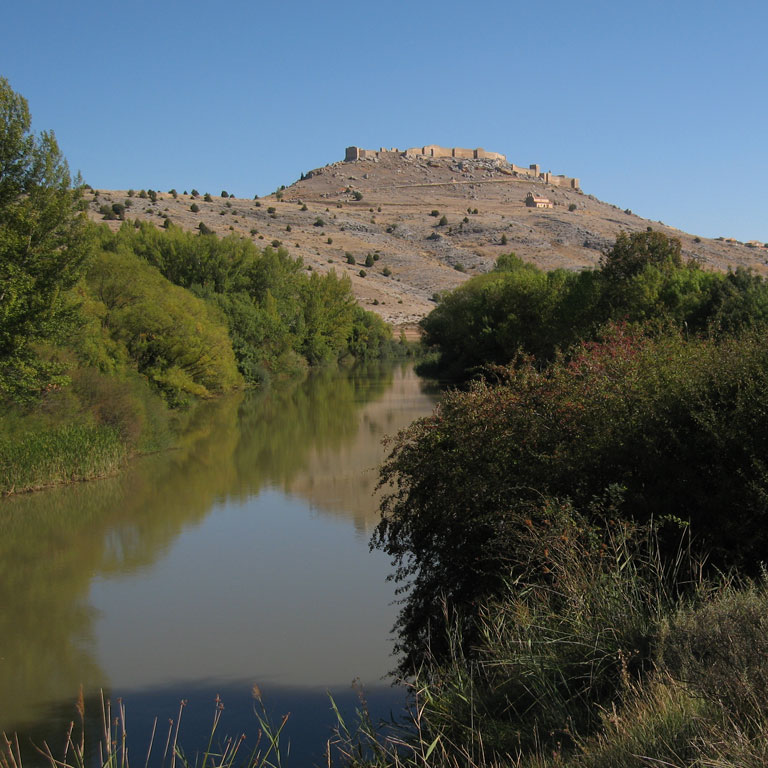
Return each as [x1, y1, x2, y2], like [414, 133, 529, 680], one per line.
[87, 151, 768, 330]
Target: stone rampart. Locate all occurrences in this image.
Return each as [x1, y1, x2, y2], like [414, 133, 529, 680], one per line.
[544, 172, 580, 190]
[344, 146, 579, 189]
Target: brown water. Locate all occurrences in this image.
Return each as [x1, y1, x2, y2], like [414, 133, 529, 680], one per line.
[0, 363, 437, 765]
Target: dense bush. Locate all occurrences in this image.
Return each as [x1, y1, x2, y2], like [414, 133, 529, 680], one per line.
[421, 232, 768, 378]
[85, 246, 242, 405]
[375, 325, 768, 672]
[96, 222, 393, 377]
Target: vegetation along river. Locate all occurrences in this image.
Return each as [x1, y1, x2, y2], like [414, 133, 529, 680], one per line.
[0, 362, 438, 765]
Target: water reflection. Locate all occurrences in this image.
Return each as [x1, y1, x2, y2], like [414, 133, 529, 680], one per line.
[0, 364, 436, 753]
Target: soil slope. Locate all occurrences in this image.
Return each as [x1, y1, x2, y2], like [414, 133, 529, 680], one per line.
[87, 152, 768, 331]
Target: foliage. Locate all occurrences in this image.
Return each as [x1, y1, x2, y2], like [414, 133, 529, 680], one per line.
[0, 77, 93, 403]
[375, 326, 768, 672]
[85, 244, 242, 405]
[421, 233, 768, 378]
[0, 422, 126, 494]
[96, 222, 392, 378]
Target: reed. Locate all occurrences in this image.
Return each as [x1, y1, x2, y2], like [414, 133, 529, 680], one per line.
[0, 690, 289, 768]
[0, 424, 127, 495]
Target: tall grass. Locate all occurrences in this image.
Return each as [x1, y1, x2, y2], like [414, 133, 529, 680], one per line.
[328, 513, 768, 768]
[0, 424, 126, 495]
[0, 689, 290, 768]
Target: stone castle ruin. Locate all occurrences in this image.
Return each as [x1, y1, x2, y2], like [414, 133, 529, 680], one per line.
[345, 145, 580, 190]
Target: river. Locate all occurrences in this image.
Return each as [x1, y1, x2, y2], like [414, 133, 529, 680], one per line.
[0, 363, 437, 766]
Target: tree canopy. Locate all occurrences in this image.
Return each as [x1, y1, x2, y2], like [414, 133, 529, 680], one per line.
[0, 77, 92, 402]
[420, 231, 768, 378]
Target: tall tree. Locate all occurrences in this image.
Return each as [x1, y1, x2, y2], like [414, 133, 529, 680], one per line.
[0, 77, 92, 402]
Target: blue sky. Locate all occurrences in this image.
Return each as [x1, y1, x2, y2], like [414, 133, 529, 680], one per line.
[2, 0, 766, 242]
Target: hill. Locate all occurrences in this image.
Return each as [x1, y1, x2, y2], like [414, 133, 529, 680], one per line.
[86, 148, 768, 330]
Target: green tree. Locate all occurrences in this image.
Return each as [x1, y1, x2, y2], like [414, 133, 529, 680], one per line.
[599, 229, 683, 283]
[0, 77, 92, 402]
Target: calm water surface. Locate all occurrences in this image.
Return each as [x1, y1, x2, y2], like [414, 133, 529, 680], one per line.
[0, 363, 437, 765]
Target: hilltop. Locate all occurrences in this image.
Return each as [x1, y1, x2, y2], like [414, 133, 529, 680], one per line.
[86, 147, 768, 330]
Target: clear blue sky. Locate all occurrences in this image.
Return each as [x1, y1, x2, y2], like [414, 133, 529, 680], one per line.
[3, 0, 766, 242]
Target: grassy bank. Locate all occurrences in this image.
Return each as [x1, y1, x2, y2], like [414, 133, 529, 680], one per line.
[331, 515, 768, 768]
[0, 424, 126, 495]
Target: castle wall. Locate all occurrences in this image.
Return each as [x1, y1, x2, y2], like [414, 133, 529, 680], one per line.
[423, 144, 453, 158]
[510, 163, 535, 175]
[475, 148, 506, 161]
[543, 172, 580, 189]
[343, 145, 577, 188]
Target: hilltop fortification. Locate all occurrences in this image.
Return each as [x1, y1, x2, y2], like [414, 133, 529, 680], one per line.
[345, 145, 580, 190]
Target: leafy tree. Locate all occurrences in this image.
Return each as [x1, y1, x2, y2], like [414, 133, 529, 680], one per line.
[86, 246, 241, 404]
[421, 232, 768, 379]
[0, 77, 93, 402]
[600, 230, 682, 283]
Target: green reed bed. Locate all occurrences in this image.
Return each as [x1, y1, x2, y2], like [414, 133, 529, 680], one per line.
[0, 424, 127, 495]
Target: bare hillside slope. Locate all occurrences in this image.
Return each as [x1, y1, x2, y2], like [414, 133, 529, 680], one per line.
[87, 151, 768, 329]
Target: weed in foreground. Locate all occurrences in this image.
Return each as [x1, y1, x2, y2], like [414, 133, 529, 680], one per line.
[0, 688, 290, 768]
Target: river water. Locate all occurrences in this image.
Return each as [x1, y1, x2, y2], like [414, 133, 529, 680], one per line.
[0, 363, 437, 766]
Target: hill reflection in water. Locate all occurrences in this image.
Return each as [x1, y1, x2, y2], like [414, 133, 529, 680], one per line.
[0, 363, 437, 754]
